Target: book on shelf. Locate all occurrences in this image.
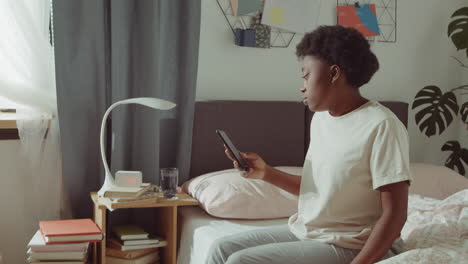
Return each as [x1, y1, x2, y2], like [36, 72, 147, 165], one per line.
[112, 225, 149, 240]
[108, 238, 167, 252]
[28, 230, 89, 252]
[104, 183, 152, 198]
[27, 248, 86, 261]
[39, 218, 102, 244]
[120, 236, 161, 246]
[106, 251, 159, 264]
[114, 191, 161, 202]
[100, 196, 159, 210]
[106, 247, 158, 260]
[27, 257, 87, 264]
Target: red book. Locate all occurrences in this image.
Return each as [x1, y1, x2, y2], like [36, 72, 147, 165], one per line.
[39, 218, 103, 244]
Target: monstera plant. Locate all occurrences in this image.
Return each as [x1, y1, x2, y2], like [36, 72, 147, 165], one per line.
[448, 7, 468, 56]
[412, 7, 468, 176]
[412, 86, 459, 137]
[442, 141, 468, 176]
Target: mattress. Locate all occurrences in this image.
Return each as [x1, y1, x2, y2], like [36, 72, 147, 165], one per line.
[177, 206, 289, 264]
[177, 190, 468, 264]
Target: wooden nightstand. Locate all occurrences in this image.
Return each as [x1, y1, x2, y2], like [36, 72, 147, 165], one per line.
[90, 192, 199, 264]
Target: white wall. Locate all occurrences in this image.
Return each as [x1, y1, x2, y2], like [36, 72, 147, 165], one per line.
[0, 140, 30, 264]
[196, 0, 468, 165]
[0, 138, 62, 264]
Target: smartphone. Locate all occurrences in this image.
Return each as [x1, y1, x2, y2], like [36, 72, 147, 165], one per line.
[216, 130, 250, 171]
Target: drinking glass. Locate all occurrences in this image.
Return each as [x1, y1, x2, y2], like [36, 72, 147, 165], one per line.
[160, 168, 178, 198]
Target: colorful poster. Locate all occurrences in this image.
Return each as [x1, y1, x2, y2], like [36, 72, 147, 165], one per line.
[269, 8, 285, 24]
[261, 0, 322, 34]
[337, 4, 380, 37]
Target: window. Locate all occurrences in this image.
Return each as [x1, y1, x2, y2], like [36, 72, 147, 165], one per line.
[0, 0, 55, 140]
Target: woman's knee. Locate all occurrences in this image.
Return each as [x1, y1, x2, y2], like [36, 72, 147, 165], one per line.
[225, 250, 249, 264]
[206, 237, 237, 264]
[225, 248, 272, 264]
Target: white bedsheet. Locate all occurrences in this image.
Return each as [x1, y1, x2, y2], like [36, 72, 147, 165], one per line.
[177, 206, 288, 264]
[378, 189, 468, 264]
[178, 190, 468, 264]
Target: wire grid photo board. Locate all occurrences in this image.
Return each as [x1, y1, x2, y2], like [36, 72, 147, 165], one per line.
[216, 0, 296, 48]
[337, 0, 397, 42]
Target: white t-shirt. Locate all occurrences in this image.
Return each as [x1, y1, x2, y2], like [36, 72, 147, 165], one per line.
[288, 100, 412, 249]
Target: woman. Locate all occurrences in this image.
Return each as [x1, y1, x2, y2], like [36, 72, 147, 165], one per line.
[207, 25, 411, 264]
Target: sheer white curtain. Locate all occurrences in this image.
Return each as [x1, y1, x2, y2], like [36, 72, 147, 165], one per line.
[0, 0, 66, 262]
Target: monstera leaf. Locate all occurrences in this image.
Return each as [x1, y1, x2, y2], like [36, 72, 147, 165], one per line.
[412, 86, 459, 137]
[442, 141, 468, 176]
[461, 102, 468, 123]
[448, 7, 468, 57]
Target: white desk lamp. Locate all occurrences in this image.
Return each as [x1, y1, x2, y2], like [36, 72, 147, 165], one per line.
[97, 97, 176, 197]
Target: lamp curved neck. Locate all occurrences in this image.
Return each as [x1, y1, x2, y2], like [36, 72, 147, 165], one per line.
[100, 101, 122, 180]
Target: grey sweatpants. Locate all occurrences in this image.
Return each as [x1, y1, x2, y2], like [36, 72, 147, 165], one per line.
[206, 225, 395, 264]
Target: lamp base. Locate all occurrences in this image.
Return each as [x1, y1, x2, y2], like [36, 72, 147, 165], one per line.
[97, 172, 116, 197]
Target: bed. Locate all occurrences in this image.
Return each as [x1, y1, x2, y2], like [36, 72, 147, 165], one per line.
[177, 206, 288, 264]
[177, 100, 468, 264]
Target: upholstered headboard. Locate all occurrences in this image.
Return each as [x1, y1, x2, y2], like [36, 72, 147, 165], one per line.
[190, 101, 306, 178]
[189, 100, 408, 179]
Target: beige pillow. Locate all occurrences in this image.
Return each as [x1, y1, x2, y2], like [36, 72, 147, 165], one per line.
[182, 167, 302, 219]
[409, 163, 468, 200]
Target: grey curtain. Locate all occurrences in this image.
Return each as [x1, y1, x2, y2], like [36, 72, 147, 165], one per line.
[53, 0, 201, 219]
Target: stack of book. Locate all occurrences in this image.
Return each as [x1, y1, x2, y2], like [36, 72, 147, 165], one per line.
[106, 248, 160, 264]
[104, 183, 153, 199]
[26, 219, 103, 264]
[100, 184, 161, 209]
[106, 225, 167, 264]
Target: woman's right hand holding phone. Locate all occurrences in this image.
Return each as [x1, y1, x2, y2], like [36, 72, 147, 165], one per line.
[223, 145, 301, 195]
[224, 145, 272, 180]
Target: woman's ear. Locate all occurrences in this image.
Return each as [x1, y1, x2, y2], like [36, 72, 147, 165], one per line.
[330, 65, 341, 83]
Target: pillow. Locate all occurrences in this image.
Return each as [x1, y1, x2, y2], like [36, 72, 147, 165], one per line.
[182, 166, 302, 219]
[409, 163, 468, 200]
